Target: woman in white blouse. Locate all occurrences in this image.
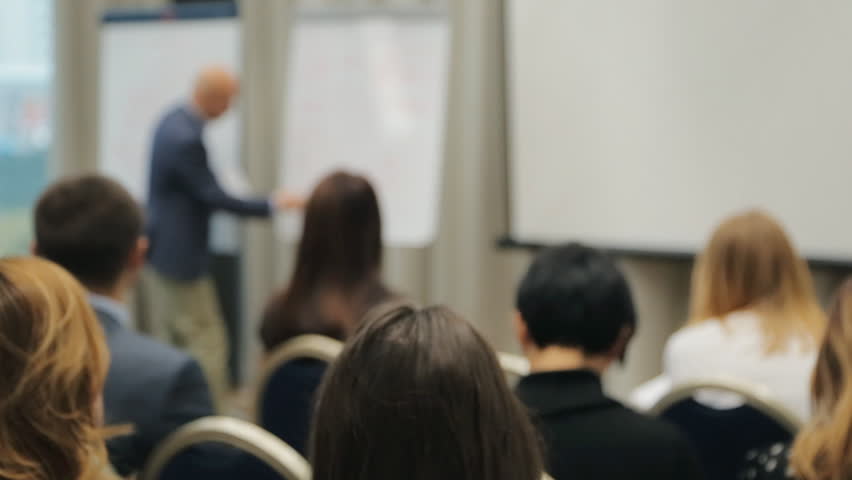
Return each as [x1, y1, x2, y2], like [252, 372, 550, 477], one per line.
[663, 210, 825, 421]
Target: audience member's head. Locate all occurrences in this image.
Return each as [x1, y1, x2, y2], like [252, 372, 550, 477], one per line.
[311, 303, 545, 480]
[689, 209, 824, 352]
[260, 170, 391, 350]
[790, 277, 852, 479]
[34, 175, 146, 297]
[0, 257, 110, 480]
[515, 243, 636, 372]
[193, 66, 239, 119]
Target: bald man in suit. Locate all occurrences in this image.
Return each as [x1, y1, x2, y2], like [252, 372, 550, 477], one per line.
[143, 67, 301, 406]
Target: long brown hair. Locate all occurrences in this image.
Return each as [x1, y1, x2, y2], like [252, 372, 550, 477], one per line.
[310, 303, 545, 480]
[688, 210, 824, 352]
[0, 257, 110, 480]
[260, 171, 391, 350]
[790, 278, 852, 480]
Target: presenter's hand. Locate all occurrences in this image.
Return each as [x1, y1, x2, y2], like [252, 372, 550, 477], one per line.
[272, 191, 306, 211]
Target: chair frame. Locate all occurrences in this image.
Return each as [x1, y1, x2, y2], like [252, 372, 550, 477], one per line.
[647, 378, 802, 433]
[254, 334, 343, 423]
[140, 416, 311, 480]
[256, 337, 528, 407]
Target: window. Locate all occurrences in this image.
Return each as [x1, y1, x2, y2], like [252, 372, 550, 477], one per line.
[0, 0, 52, 255]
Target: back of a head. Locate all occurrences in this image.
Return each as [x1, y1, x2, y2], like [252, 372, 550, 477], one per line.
[193, 66, 239, 119]
[34, 174, 143, 291]
[516, 243, 636, 355]
[790, 277, 852, 480]
[296, 171, 382, 283]
[0, 257, 109, 480]
[310, 304, 544, 480]
[689, 209, 824, 351]
[260, 171, 386, 349]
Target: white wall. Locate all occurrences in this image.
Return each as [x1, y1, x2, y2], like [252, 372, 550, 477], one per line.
[55, 0, 851, 400]
[506, 1, 852, 263]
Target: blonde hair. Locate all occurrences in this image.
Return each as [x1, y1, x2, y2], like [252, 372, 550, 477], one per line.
[688, 210, 824, 353]
[0, 257, 110, 480]
[790, 278, 852, 480]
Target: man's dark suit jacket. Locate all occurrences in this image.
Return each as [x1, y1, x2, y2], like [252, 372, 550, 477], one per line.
[95, 304, 214, 475]
[147, 105, 270, 281]
[517, 369, 704, 480]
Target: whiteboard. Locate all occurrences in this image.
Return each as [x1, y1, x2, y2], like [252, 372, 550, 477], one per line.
[99, 12, 248, 253]
[278, 9, 449, 248]
[506, 1, 852, 261]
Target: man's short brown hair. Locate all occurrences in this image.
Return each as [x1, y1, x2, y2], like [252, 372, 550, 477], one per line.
[35, 175, 143, 290]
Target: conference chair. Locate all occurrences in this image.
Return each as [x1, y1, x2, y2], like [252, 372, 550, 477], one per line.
[140, 416, 310, 480]
[648, 379, 801, 480]
[255, 334, 343, 455]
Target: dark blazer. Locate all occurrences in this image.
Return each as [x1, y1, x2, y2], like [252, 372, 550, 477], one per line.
[146, 105, 270, 281]
[95, 305, 214, 475]
[516, 369, 705, 480]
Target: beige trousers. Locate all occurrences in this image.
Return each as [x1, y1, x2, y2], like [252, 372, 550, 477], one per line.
[140, 267, 229, 411]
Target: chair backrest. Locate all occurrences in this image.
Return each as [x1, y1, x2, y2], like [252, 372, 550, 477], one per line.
[649, 379, 801, 480]
[140, 416, 311, 480]
[255, 335, 343, 454]
[258, 334, 343, 390]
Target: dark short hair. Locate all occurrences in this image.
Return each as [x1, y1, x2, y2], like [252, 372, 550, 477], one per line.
[34, 175, 143, 290]
[516, 243, 636, 354]
[310, 303, 544, 480]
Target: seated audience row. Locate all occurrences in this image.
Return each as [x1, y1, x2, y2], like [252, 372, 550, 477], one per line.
[0, 260, 547, 479]
[255, 170, 701, 479]
[3, 171, 846, 480]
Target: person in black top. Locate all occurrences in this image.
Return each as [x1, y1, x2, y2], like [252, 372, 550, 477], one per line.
[514, 243, 705, 480]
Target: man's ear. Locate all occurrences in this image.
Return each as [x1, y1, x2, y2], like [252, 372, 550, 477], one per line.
[127, 237, 149, 273]
[513, 311, 532, 349]
[610, 325, 635, 364]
